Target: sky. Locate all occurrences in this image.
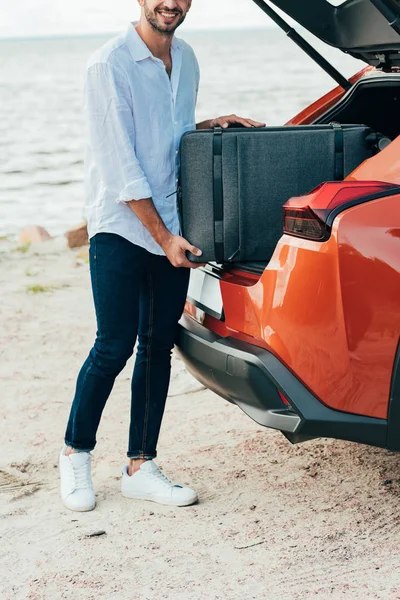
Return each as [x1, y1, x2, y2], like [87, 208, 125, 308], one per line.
[0, 0, 272, 39]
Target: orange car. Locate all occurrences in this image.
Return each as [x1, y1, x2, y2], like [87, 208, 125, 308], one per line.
[176, 0, 400, 450]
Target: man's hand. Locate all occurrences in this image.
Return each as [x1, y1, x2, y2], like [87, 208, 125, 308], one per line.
[197, 115, 266, 130]
[126, 198, 205, 269]
[160, 233, 205, 269]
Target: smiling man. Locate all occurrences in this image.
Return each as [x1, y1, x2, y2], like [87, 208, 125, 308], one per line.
[59, 0, 265, 512]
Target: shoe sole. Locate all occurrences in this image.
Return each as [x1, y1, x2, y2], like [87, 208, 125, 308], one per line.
[62, 500, 96, 512]
[121, 490, 198, 507]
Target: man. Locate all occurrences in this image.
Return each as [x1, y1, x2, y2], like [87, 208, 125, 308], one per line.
[59, 0, 265, 512]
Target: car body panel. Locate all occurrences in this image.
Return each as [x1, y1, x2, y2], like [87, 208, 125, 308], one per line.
[185, 194, 400, 420]
[348, 133, 400, 184]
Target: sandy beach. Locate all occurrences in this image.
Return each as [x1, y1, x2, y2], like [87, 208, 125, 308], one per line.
[0, 236, 399, 600]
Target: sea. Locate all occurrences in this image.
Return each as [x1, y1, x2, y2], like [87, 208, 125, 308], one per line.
[0, 27, 363, 237]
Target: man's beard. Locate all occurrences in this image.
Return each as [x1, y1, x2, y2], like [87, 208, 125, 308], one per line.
[144, 3, 186, 36]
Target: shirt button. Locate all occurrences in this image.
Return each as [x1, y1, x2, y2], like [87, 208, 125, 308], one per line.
[176, 150, 179, 155]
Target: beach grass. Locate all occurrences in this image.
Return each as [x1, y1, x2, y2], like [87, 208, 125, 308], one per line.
[25, 284, 55, 294]
[14, 241, 31, 254]
[25, 283, 71, 294]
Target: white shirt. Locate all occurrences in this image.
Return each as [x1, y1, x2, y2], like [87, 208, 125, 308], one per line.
[84, 22, 200, 255]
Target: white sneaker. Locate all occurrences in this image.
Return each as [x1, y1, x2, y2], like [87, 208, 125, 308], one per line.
[59, 446, 96, 512]
[121, 460, 198, 507]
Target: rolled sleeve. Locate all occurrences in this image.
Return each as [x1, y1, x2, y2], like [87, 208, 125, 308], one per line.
[117, 178, 152, 203]
[85, 62, 152, 203]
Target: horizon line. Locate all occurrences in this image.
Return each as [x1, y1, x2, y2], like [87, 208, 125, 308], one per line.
[0, 25, 275, 43]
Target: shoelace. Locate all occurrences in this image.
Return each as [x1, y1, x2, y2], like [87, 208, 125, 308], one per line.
[146, 468, 175, 490]
[69, 456, 92, 491]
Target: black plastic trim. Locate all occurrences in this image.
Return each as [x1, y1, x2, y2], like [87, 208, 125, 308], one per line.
[177, 314, 389, 449]
[255, 0, 400, 67]
[387, 340, 400, 451]
[314, 75, 400, 128]
[201, 264, 224, 280]
[370, 0, 400, 37]
[314, 75, 400, 141]
[225, 262, 268, 275]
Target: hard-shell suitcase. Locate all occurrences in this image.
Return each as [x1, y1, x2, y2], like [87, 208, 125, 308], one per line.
[179, 124, 378, 263]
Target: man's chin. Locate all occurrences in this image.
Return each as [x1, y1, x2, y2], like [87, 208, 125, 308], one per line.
[157, 23, 177, 33]
[148, 13, 185, 35]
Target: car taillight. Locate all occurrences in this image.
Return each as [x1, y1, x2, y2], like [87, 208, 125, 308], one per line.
[283, 181, 398, 241]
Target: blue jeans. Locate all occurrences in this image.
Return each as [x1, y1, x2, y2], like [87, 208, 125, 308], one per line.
[64, 233, 190, 459]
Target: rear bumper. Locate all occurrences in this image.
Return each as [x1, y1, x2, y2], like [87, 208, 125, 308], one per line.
[177, 314, 391, 449]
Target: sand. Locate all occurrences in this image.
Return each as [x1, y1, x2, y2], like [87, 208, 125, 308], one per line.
[0, 236, 399, 600]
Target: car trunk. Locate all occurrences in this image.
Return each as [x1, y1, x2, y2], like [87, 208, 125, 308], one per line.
[223, 74, 400, 275]
[189, 0, 400, 275]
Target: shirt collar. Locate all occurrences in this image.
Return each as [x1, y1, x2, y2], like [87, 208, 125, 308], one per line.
[126, 21, 181, 62]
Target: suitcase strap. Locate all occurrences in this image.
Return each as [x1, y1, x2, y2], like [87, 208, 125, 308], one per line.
[212, 124, 344, 263]
[331, 122, 344, 180]
[213, 127, 224, 263]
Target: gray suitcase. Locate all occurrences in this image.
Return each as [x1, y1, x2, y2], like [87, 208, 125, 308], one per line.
[178, 124, 378, 263]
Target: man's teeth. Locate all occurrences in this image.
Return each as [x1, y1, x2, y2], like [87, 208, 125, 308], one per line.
[160, 12, 177, 18]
